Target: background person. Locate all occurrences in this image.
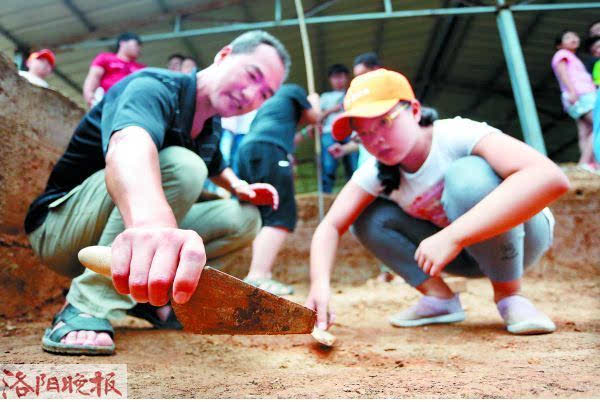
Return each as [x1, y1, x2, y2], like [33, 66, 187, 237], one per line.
[83, 32, 146, 108]
[167, 53, 185, 71]
[221, 110, 258, 174]
[328, 52, 384, 169]
[18, 49, 55, 88]
[551, 30, 597, 169]
[320, 63, 358, 193]
[236, 84, 321, 295]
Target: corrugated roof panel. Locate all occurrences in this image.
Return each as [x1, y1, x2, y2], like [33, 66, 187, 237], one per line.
[3, 2, 72, 33]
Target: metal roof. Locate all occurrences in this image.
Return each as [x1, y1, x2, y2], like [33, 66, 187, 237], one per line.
[1, 0, 598, 162]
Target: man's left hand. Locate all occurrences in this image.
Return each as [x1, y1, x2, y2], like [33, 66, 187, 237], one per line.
[235, 182, 279, 210]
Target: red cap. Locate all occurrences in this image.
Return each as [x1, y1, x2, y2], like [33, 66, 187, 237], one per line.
[28, 49, 56, 68]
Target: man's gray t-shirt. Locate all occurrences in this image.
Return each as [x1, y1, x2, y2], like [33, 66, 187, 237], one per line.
[320, 90, 345, 133]
[242, 84, 311, 154]
[24, 68, 225, 233]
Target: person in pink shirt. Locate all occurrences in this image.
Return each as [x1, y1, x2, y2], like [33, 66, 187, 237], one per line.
[551, 30, 597, 168]
[83, 32, 146, 107]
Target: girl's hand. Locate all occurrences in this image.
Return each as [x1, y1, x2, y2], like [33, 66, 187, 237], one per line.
[414, 230, 463, 277]
[305, 284, 335, 330]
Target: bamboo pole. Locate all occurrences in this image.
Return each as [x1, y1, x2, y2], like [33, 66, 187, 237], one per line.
[294, 0, 324, 220]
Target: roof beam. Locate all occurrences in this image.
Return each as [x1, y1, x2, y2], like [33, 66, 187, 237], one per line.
[306, 0, 339, 17]
[414, 0, 461, 102]
[62, 0, 96, 32]
[55, 5, 497, 51]
[50, 2, 600, 51]
[153, 0, 205, 69]
[498, 70, 555, 132]
[181, 37, 205, 67]
[383, 0, 393, 13]
[154, 0, 169, 13]
[274, 0, 282, 22]
[445, 80, 563, 120]
[458, 1, 553, 115]
[430, 14, 475, 94]
[0, 23, 28, 50]
[241, 0, 255, 22]
[512, 2, 600, 11]
[41, 0, 245, 50]
[178, 14, 244, 24]
[496, 0, 544, 151]
[424, 1, 499, 104]
[373, 0, 387, 60]
[315, 23, 327, 92]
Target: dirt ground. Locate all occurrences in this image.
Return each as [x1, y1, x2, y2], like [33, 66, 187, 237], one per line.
[1, 263, 599, 399]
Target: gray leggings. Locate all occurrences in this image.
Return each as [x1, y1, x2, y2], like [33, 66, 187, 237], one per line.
[352, 156, 552, 287]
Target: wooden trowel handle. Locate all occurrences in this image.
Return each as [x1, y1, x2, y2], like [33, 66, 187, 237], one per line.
[78, 246, 113, 277]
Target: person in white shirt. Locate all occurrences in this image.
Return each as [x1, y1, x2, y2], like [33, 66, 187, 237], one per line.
[221, 109, 258, 172]
[18, 49, 55, 88]
[305, 69, 570, 336]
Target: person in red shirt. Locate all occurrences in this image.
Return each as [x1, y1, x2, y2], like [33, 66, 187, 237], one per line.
[83, 32, 146, 107]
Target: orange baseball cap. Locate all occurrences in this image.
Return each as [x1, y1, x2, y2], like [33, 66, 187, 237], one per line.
[332, 69, 415, 140]
[28, 49, 56, 68]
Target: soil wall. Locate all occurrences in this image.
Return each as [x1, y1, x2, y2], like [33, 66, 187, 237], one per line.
[0, 53, 84, 318]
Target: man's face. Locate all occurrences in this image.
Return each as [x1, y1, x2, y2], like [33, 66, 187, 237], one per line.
[167, 57, 183, 71]
[120, 39, 141, 59]
[329, 72, 349, 90]
[27, 57, 52, 79]
[209, 44, 285, 117]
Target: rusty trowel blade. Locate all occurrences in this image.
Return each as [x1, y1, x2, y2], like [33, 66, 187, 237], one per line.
[171, 267, 316, 335]
[78, 246, 316, 335]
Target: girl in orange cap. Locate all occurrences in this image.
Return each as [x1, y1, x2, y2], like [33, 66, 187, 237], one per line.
[305, 69, 570, 335]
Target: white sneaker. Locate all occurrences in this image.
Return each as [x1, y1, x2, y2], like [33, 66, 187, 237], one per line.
[389, 294, 466, 327]
[497, 295, 556, 335]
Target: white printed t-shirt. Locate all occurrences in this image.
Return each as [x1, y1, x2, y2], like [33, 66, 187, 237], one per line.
[351, 117, 555, 233]
[19, 70, 49, 88]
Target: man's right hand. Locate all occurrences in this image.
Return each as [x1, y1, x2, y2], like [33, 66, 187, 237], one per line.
[328, 143, 345, 159]
[305, 284, 334, 330]
[110, 227, 206, 306]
